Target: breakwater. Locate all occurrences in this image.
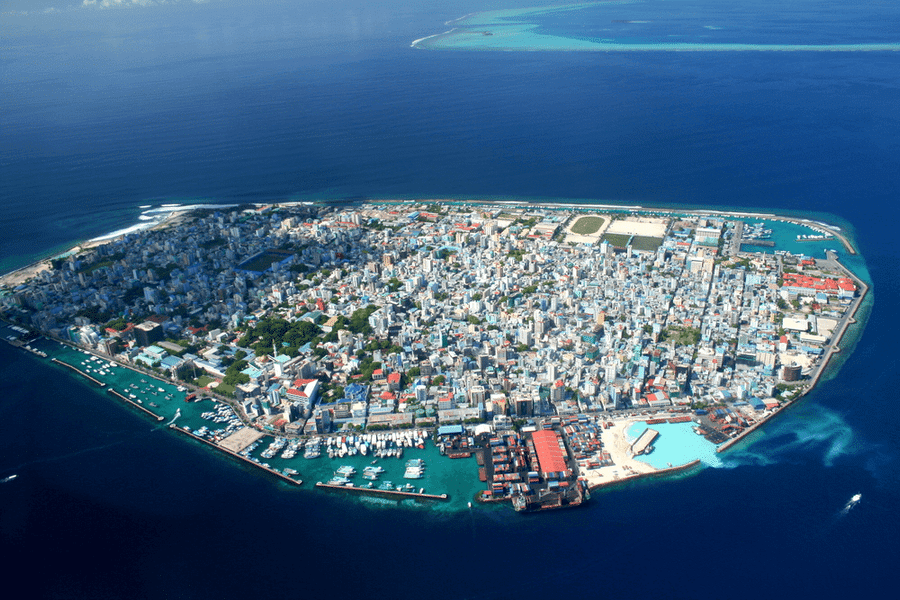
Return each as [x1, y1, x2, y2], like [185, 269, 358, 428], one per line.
[315, 482, 449, 501]
[587, 459, 702, 492]
[169, 424, 303, 486]
[51, 358, 106, 387]
[107, 388, 165, 421]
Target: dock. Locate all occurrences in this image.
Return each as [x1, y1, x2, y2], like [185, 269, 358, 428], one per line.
[169, 425, 303, 486]
[51, 358, 106, 387]
[315, 482, 449, 501]
[219, 427, 265, 453]
[631, 428, 659, 456]
[107, 388, 165, 421]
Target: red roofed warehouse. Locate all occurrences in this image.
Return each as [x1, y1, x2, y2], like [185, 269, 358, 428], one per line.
[531, 429, 569, 476]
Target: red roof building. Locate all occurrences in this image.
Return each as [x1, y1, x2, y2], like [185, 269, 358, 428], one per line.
[783, 273, 857, 297]
[531, 430, 568, 475]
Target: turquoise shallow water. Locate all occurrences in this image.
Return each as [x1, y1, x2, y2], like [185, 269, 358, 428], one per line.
[414, 1, 900, 51]
[32, 337, 484, 512]
[626, 421, 724, 469]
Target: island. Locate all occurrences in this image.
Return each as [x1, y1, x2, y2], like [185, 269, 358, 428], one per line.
[0, 201, 867, 513]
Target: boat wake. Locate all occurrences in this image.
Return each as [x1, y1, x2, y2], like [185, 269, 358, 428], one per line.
[166, 408, 181, 426]
[839, 493, 862, 516]
[2, 439, 126, 474]
[1, 474, 17, 484]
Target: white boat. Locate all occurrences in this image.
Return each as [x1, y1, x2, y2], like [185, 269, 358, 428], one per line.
[403, 466, 424, 479]
[1, 474, 17, 483]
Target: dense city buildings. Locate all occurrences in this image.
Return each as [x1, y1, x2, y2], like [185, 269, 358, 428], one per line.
[0, 201, 865, 509]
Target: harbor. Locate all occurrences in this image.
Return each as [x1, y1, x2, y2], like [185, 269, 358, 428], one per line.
[171, 424, 303, 487]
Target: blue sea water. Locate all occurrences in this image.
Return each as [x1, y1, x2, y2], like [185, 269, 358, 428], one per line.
[2, 1, 899, 598]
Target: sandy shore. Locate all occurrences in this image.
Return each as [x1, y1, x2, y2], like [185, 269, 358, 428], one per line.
[579, 418, 658, 489]
[0, 210, 191, 289]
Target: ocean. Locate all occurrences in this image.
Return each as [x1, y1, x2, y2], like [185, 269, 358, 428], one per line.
[2, 1, 899, 598]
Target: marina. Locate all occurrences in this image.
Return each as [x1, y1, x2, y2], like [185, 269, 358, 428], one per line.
[171, 425, 303, 487]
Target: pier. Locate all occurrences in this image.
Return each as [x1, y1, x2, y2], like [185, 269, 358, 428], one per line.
[51, 358, 106, 387]
[631, 428, 658, 456]
[315, 482, 449, 501]
[107, 388, 165, 421]
[169, 425, 303, 487]
[740, 239, 775, 247]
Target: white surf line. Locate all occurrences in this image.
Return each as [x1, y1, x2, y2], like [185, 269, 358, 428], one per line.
[411, 29, 457, 48]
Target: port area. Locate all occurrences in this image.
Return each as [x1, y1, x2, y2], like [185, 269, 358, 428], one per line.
[477, 424, 589, 512]
[171, 424, 303, 486]
[476, 413, 728, 510]
[314, 481, 448, 502]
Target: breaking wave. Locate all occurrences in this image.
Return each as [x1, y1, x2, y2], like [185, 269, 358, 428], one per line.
[716, 404, 865, 469]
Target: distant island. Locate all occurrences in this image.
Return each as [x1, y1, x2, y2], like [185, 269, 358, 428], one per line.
[0, 201, 867, 512]
[411, 2, 900, 52]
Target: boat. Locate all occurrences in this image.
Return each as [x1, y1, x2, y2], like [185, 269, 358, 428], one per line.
[403, 466, 424, 479]
[335, 465, 356, 477]
[1, 474, 17, 483]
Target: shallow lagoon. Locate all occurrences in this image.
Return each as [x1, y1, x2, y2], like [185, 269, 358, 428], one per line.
[414, 0, 900, 51]
[627, 420, 724, 469]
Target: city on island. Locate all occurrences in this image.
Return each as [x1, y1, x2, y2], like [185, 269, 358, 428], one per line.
[0, 201, 867, 512]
